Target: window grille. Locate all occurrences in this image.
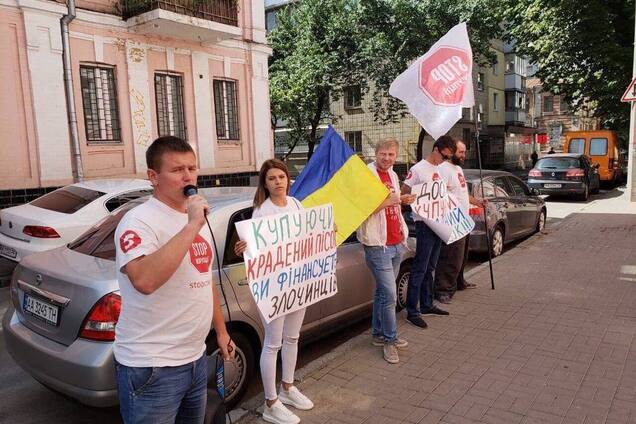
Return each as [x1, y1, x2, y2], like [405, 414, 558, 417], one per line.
[80, 65, 121, 143]
[155, 72, 187, 140]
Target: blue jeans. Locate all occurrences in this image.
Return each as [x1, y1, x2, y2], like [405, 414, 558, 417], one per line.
[406, 222, 442, 318]
[115, 354, 207, 424]
[364, 244, 403, 343]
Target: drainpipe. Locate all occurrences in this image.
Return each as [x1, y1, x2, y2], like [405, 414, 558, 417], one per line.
[61, 0, 84, 182]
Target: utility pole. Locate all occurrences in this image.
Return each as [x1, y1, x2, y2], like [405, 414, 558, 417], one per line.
[629, 1, 636, 202]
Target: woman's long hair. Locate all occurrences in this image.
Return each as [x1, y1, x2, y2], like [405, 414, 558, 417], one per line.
[253, 159, 291, 208]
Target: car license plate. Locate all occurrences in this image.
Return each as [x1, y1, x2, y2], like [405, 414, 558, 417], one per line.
[544, 183, 562, 188]
[23, 293, 59, 326]
[0, 243, 17, 259]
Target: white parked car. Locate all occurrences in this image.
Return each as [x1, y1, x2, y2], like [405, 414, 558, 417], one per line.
[0, 179, 152, 263]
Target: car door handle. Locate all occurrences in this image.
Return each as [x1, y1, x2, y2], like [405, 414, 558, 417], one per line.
[237, 278, 249, 286]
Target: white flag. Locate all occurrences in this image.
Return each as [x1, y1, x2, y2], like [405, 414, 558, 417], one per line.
[389, 22, 474, 140]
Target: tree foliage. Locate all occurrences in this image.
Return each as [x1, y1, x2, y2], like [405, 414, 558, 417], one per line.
[268, 0, 503, 159]
[358, 0, 502, 124]
[268, 0, 368, 158]
[501, 0, 635, 131]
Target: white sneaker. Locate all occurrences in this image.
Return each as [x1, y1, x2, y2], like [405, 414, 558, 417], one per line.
[278, 385, 315, 410]
[262, 400, 300, 424]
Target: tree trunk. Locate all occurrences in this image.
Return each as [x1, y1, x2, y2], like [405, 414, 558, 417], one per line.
[416, 127, 427, 162]
[307, 91, 327, 160]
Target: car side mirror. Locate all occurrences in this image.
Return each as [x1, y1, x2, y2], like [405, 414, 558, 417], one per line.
[530, 188, 540, 196]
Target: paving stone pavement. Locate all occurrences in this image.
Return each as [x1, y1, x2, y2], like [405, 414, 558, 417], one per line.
[238, 203, 636, 424]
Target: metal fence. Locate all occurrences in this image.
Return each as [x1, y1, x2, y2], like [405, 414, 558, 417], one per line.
[121, 0, 238, 26]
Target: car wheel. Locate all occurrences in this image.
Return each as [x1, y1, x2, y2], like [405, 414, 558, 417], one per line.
[490, 226, 504, 258]
[535, 209, 546, 233]
[395, 262, 410, 311]
[205, 331, 255, 410]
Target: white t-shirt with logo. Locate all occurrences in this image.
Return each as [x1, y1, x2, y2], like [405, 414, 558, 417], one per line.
[439, 161, 470, 212]
[114, 196, 214, 367]
[252, 196, 303, 219]
[403, 159, 443, 222]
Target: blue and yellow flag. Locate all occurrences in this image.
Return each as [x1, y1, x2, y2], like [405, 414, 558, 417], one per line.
[290, 126, 389, 245]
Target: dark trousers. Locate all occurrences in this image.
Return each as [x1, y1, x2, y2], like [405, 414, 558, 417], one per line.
[406, 222, 442, 318]
[434, 235, 466, 297]
[457, 234, 470, 288]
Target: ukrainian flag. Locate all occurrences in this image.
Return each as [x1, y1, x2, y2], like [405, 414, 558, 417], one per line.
[290, 126, 389, 245]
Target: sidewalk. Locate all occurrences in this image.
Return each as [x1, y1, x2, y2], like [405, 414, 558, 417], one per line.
[238, 192, 636, 424]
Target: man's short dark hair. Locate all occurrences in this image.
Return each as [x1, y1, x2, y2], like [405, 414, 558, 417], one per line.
[146, 136, 194, 171]
[433, 135, 457, 154]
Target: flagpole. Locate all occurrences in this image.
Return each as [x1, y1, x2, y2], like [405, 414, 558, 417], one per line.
[474, 120, 495, 290]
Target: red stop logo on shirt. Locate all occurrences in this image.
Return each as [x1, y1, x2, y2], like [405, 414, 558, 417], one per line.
[189, 234, 212, 273]
[458, 172, 466, 188]
[120, 230, 141, 253]
[419, 46, 471, 106]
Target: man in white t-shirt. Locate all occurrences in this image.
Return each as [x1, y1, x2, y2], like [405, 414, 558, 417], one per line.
[401, 135, 457, 329]
[114, 136, 235, 424]
[434, 140, 485, 303]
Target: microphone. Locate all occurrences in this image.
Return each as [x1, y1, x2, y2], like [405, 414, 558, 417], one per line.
[183, 185, 198, 197]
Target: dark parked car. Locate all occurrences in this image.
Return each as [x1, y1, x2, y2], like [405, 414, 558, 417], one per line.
[527, 153, 600, 200]
[403, 170, 546, 260]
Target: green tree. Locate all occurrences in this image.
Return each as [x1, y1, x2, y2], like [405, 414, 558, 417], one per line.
[268, 0, 502, 160]
[358, 0, 503, 159]
[502, 0, 635, 134]
[268, 0, 368, 159]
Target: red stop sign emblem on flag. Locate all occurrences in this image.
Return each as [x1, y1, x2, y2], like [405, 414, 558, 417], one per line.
[189, 234, 212, 273]
[419, 46, 471, 106]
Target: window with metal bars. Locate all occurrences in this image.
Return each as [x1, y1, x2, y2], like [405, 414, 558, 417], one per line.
[79, 65, 121, 143]
[154, 72, 187, 140]
[213, 79, 240, 140]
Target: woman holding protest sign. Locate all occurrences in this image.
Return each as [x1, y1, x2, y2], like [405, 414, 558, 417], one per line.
[234, 159, 313, 424]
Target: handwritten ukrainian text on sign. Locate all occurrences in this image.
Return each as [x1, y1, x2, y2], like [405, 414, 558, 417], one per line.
[235, 204, 337, 323]
[410, 180, 474, 244]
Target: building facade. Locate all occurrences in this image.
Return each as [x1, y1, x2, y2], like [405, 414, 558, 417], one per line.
[0, 0, 272, 206]
[526, 78, 601, 151]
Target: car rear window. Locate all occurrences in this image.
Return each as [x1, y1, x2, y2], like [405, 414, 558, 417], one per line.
[590, 138, 608, 155]
[31, 186, 105, 214]
[568, 138, 585, 154]
[536, 158, 580, 169]
[69, 203, 136, 260]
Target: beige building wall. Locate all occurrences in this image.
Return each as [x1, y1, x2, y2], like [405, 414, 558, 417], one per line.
[487, 46, 505, 126]
[0, 0, 273, 191]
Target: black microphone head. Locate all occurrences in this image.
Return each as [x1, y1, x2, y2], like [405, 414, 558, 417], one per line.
[183, 185, 198, 197]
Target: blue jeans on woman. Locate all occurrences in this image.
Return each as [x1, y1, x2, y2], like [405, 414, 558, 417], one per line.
[115, 353, 208, 424]
[406, 221, 442, 318]
[364, 244, 403, 343]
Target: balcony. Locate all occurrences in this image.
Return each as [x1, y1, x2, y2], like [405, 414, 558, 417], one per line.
[122, 0, 241, 43]
[506, 109, 527, 125]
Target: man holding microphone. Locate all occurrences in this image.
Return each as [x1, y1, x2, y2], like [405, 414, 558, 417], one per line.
[114, 136, 235, 423]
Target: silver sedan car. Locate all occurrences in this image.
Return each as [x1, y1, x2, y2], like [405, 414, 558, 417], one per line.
[3, 187, 414, 411]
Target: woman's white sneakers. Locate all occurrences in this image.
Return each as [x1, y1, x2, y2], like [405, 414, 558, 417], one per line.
[262, 400, 300, 424]
[278, 386, 314, 410]
[262, 387, 314, 424]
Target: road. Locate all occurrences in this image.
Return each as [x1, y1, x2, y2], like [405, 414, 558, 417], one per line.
[0, 186, 623, 423]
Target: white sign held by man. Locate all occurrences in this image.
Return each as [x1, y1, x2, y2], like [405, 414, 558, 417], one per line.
[235, 204, 338, 323]
[410, 178, 474, 244]
[389, 22, 474, 140]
